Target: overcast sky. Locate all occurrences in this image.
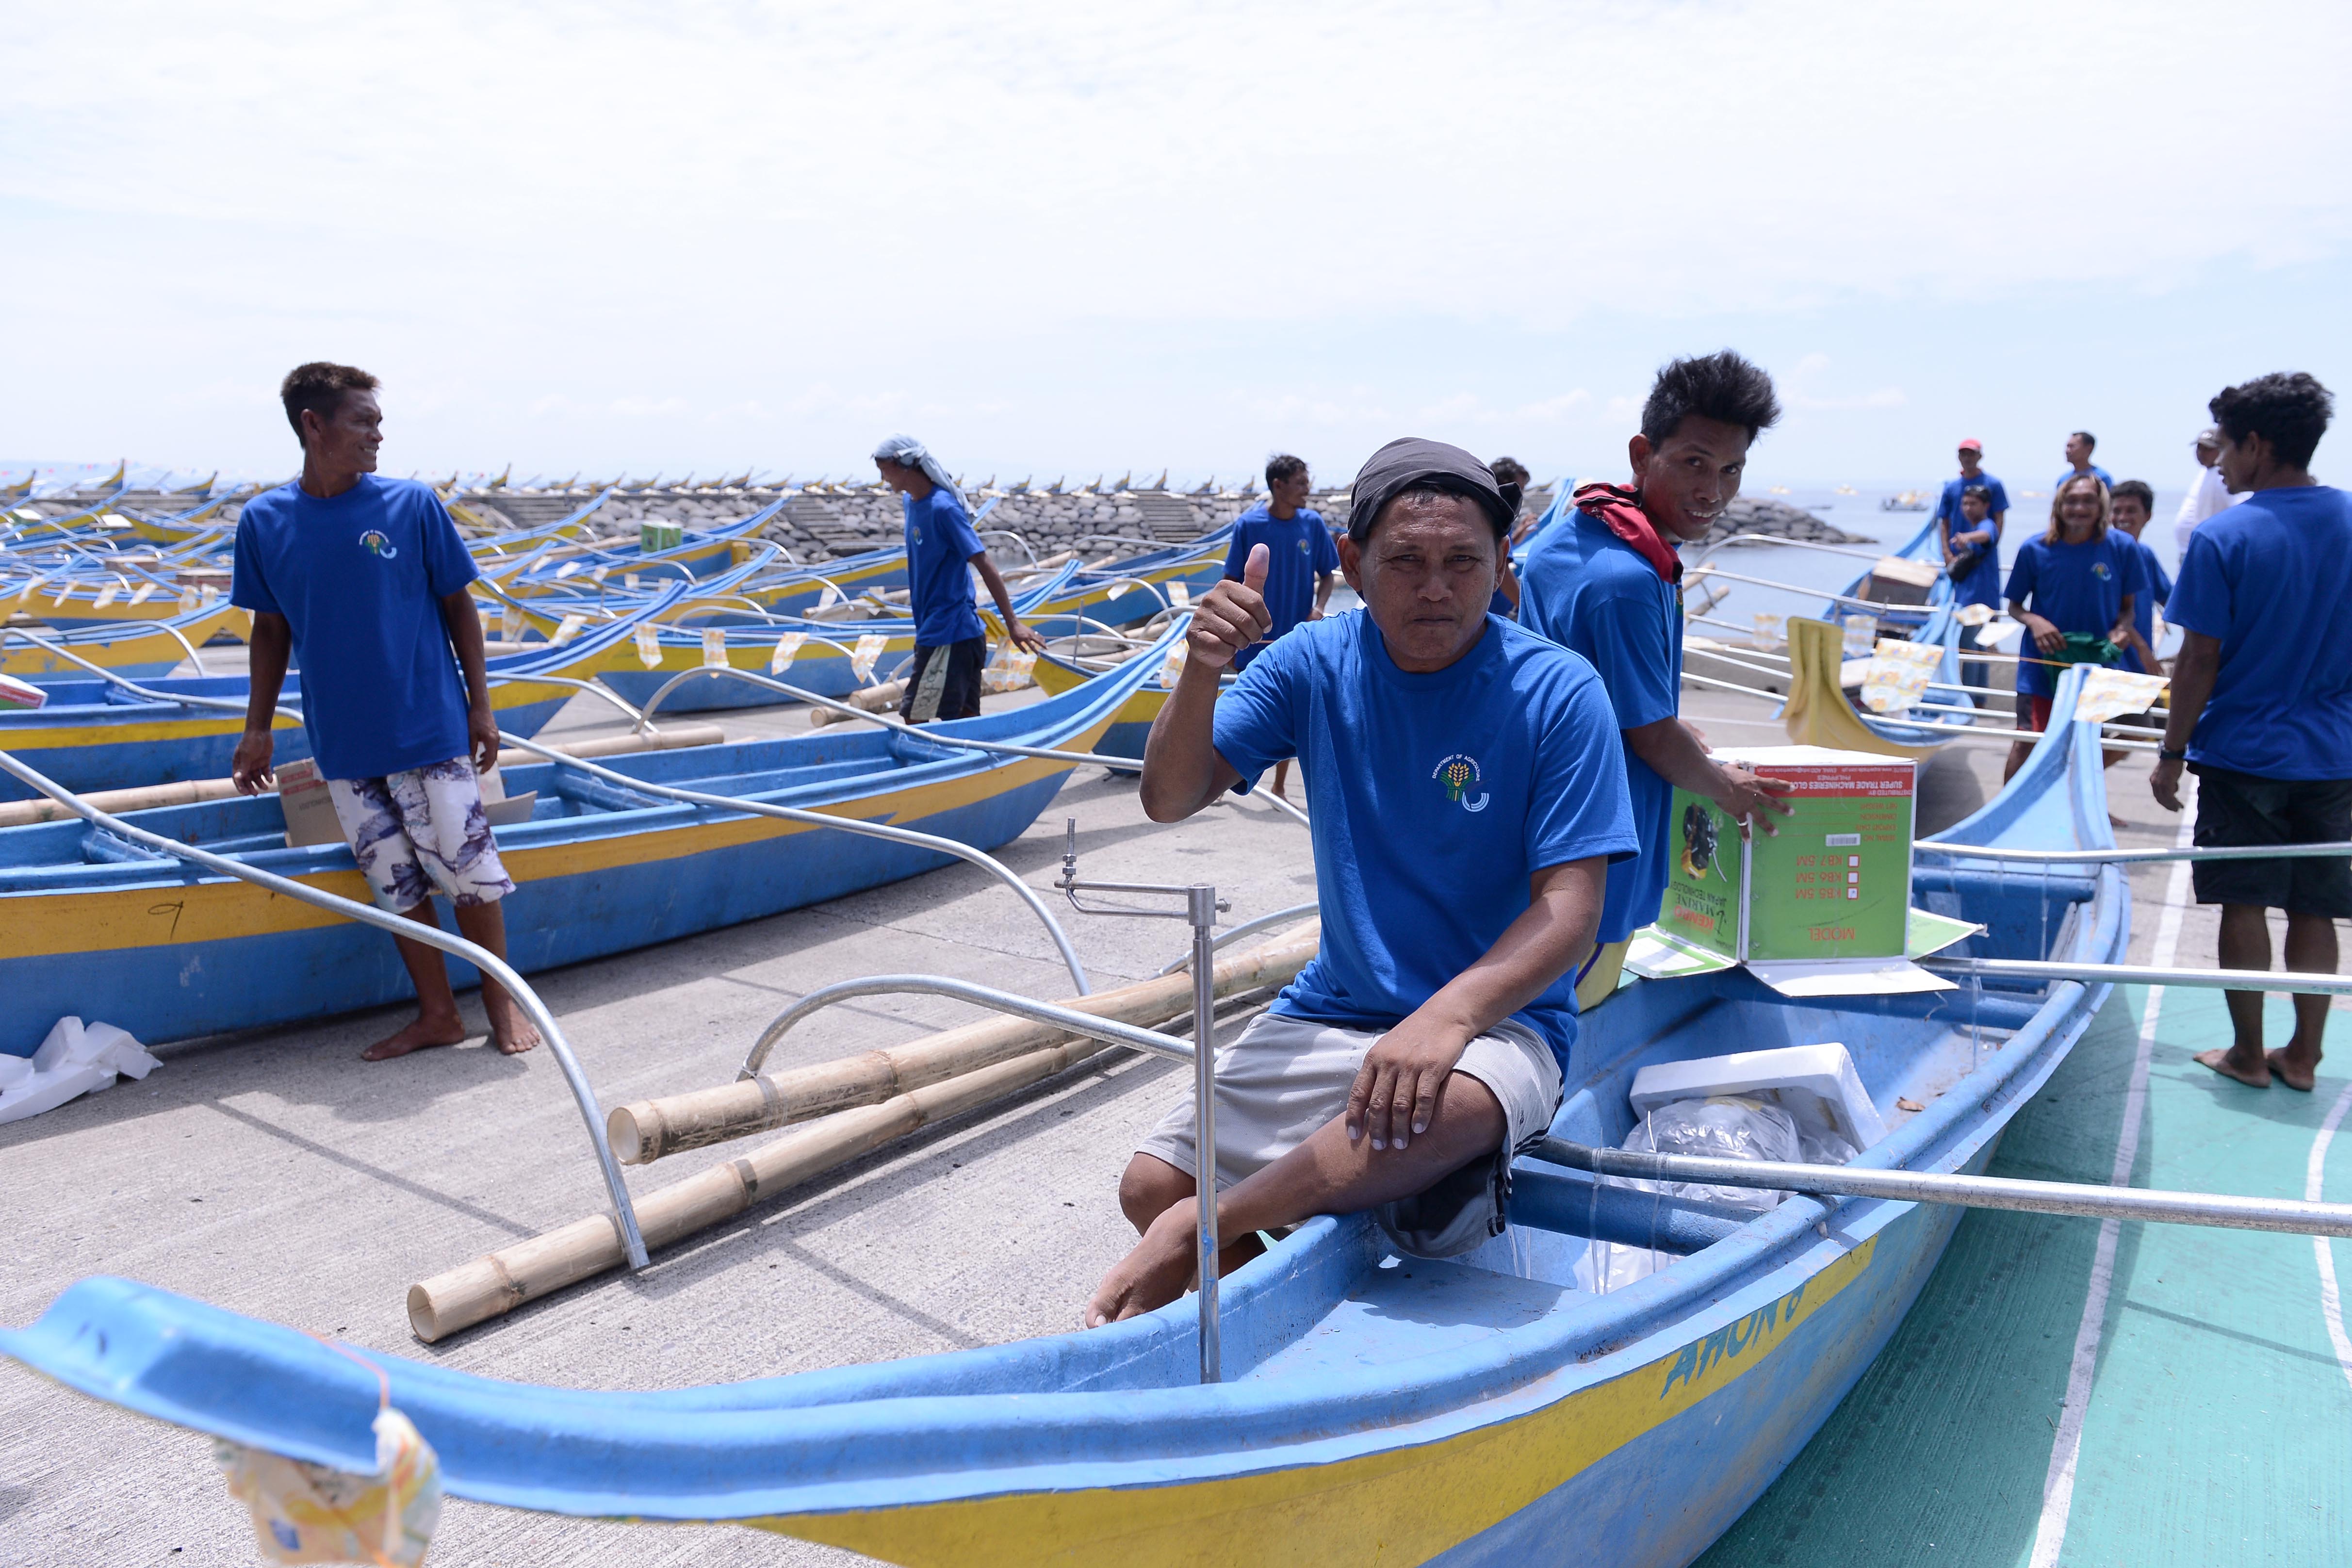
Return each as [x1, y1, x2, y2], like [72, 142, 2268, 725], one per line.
[5, 0, 2348, 489]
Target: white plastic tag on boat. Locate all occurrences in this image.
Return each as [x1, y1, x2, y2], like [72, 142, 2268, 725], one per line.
[500, 602, 524, 640]
[701, 628, 729, 669]
[634, 625, 661, 669]
[130, 581, 157, 604]
[1862, 637, 1939, 714]
[1979, 618, 2027, 650]
[625, 572, 640, 589]
[0, 671, 45, 711]
[1168, 581, 1191, 606]
[93, 583, 118, 608]
[179, 586, 199, 611]
[1839, 614, 1875, 659]
[217, 1406, 442, 1567]
[850, 633, 887, 683]
[592, 565, 610, 584]
[1752, 612, 1783, 643]
[2075, 667, 2169, 724]
[817, 583, 844, 610]
[203, 584, 220, 605]
[551, 613, 586, 646]
[1160, 643, 1186, 689]
[1953, 602, 1994, 626]
[769, 632, 806, 674]
[555, 560, 581, 580]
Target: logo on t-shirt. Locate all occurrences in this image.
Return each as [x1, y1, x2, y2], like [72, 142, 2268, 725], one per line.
[2090, 561, 2111, 580]
[1433, 753, 1489, 813]
[1297, 538, 1311, 555]
[358, 529, 399, 559]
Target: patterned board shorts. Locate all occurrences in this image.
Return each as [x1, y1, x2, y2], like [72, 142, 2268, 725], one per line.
[326, 757, 516, 913]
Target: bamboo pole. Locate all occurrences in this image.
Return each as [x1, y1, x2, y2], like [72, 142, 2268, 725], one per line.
[407, 923, 1319, 1342]
[0, 724, 728, 828]
[608, 921, 1320, 1163]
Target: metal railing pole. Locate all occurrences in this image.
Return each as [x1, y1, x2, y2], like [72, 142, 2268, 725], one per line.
[1920, 840, 2352, 866]
[736, 974, 1192, 1079]
[1924, 956, 2352, 996]
[1190, 883, 1221, 1384]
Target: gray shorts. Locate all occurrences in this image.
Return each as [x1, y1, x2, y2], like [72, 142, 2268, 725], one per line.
[1136, 1012, 1564, 1259]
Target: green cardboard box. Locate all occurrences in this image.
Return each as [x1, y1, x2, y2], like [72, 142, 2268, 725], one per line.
[639, 520, 685, 553]
[1654, 745, 1916, 964]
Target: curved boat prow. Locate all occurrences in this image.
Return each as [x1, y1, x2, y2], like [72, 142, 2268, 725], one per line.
[1780, 616, 1935, 759]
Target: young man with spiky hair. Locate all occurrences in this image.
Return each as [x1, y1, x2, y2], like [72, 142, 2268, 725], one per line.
[1518, 351, 1795, 1004]
[229, 362, 538, 1062]
[2153, 371, 2352, 1092]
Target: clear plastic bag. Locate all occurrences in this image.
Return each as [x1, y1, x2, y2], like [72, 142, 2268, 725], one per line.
[1593, 1095, 1847, 1293]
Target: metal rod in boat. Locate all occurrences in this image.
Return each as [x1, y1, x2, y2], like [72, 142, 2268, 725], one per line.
[1924, 956, 2352, 996]
[737, 974, 1193, 1078]
[1920, 839, 2352, 866]
[1533, 1137, 2352, 1238]
[1692, 535, 1897, 567]
[1156, 900, 1320, 977]
[1053, 817, 1226, 1383]
[0, 745, 652, 1271]
[1684, 566, 1919, 612]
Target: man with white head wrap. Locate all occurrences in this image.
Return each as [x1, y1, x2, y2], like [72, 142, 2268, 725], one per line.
[872, 435, 1045, 722]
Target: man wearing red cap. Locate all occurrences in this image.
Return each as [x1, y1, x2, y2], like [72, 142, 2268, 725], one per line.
[1932, 439, 2010, 701]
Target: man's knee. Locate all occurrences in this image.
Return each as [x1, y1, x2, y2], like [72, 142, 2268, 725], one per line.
[1119, 1153, 1193, 1232]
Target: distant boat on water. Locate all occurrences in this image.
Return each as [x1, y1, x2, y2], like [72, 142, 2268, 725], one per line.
[1880, 490, 1929, 512]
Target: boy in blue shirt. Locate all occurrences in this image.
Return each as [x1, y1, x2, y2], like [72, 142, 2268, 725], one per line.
[2107, 479, 2172, 674]
[871, 435, 1044, 723]
[1933, 439, 2009, 702]
[2001, 474, 2143, 783]
[1518, 351, 1795, 1005]
[1223, 454, 1339, 798]
[1086, 439, 1635, 1326]
[2152, 372, 2352, 1093]
[229, 362, 535, 1062]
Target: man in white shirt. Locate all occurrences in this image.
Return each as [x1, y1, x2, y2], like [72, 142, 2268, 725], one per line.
[2174, 426, 2240, 555]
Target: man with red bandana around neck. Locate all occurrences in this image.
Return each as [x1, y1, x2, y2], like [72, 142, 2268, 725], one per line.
[1519, 351, 1795, 1004]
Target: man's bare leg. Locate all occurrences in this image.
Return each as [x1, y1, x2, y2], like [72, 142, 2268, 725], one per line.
[1116, 1155, 1265, 1277]
[1086, 1073, 1505, 1326]
[1272, 759, 1292, 799]
[2197, 903, 2278, 1087]
[454, 899, 539, 1055]
[363, 901, 470, 1061]
[2003, 738, 2032, 784]
[2270, 910, 2336, 1092]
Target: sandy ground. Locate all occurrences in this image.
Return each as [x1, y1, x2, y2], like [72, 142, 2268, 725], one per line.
[0, 672, 2237, 1567]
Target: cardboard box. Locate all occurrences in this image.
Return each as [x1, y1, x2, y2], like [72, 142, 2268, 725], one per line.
[639, 521, 684, 553]
[1654, 745, 1915, 964]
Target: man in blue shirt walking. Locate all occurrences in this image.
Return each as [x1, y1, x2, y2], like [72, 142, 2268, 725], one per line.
[1222, 454, 1339, 797]
[2154, 373, 2352, 1093]
[229, 362, 534, 1062]
[2055, 429, 2115, 494]
[871, 435, 1044, 723]
[1086, 439, 1635, 1325]
[1518, 351, 1795, 1005]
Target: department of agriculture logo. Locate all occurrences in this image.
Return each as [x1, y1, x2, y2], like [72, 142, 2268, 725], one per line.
[358, 529, 398, 558]
[1297, 537, 1311, 554]
[1432, 753, 1488, 813]
[2091, 561, 2111, 580]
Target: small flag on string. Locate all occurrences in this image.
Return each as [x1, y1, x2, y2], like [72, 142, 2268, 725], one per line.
[769, 632, 806, 674]
[850, 633, 887, 683]
[701, 629, 728, 669]
[634, 625, 661, 669]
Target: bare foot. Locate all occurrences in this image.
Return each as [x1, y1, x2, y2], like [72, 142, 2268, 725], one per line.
[361, 1015, 468, 1062]
[2194, 1046, 2270, 1088]
[2268, 1049, 2319, 1093]
[485, 1000, 541, 1056]
[1084, 1201, 1199, 1327]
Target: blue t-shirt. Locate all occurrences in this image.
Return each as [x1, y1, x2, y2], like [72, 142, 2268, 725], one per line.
[1932, 473, 2009, 608]
[1517, 507, 1683, 943]
[903, 488, 986, 647]
[2002, 530, 2147, 699]
[2167, 486, 2352, 779]
[1224, 504, 1338, 645]
[2053, 465, 2115, 493]
[2119, 535, 2172, 676]
[229, 475, 478, 780]
[1212, 613, 1636, 1075]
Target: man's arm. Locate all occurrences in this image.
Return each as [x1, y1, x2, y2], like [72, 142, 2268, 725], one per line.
[440, 590, 499, 774]
[971, 553, 1046, 652]
[2107, 591, 2139, 651]
[1622, 717, 1794, 831]
[1312, 571, 1337, 616]
[230, 612, 294, 793]
[1138, 547, 1268, 820]
[1345, 856, 1606, 1151]
[2151, 630, 2220, 812]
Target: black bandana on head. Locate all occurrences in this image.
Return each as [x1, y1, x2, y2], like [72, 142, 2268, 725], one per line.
[1345, 437, 1520, 544]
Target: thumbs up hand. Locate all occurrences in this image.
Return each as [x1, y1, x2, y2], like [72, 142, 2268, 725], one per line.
[1189, 544, 1274, 673]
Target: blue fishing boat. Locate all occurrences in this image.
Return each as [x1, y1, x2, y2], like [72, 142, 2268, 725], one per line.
[0, 670, 2128, 1566]
[0, 629, 1168, 1057]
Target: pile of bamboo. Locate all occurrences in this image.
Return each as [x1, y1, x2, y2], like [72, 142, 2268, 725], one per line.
[405, 920, 1320, 1341]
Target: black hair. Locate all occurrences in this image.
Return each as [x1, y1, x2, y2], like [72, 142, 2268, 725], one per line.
[280, 362, 379, 444]
[2210, 372, 2334, 471]
[1488, 456, 1532, 490]
[2110, 479, 2156, 515]
[1960, 484, 1992, 507]
[2071, 430, 2097, 453]
[1640, 350, 1781, 445]
[1355, 476, 1511, 545]
[1265, 453, 1308, 487]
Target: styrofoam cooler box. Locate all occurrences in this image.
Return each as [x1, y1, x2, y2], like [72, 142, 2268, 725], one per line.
[1629, 1042, 1887, 1152]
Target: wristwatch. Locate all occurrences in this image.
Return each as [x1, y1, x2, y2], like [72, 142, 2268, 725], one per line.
[2158, 746, 2187, 762]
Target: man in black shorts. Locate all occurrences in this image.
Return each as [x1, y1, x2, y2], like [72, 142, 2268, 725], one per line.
[872, 434, 1044, 722]
[2152, 372, 2351, 1091]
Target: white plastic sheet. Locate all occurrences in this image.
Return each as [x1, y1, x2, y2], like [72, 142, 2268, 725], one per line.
[0, 1017, 163, 1125]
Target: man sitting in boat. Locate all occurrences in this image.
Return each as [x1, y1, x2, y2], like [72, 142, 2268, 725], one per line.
[1085, 439, 1637, 1325]
[1517, 351, 1794, 1006]
[870, 435, 1045, 723]
[228, 362, 538, 1061]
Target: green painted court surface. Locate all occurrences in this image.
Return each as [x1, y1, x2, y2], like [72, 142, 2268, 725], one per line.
[1696, 988, 2352, 1567]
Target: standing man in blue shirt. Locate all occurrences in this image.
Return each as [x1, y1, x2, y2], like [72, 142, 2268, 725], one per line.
[1086, 439, 1635, 1325]
[2056, 429, 2115, 494]
[229, 362, 535, 1062]
[872, 435, 1044, 724]
[1933, 439, 2010, 702]
[2153, 372, 2352, 1092]
[1518, 351, 1795, 1005]
[1223, 454, 1339, 798]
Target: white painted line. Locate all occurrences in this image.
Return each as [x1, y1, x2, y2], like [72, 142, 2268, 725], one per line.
[2029, 800, 2195, 1568]
[2308, 1078, 2352, 1396]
